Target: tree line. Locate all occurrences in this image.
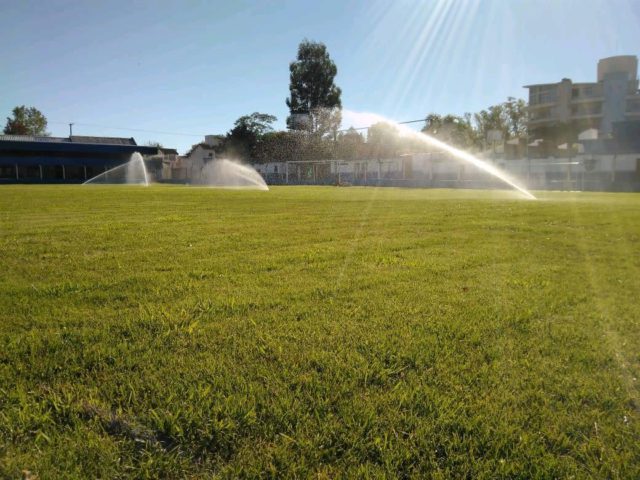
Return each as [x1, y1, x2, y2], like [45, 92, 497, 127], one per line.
[4, 39, 528, 162]
[213, 101, 528, 164]
[210, 40, 527, 163]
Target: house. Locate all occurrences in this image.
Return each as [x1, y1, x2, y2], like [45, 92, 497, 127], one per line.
[166, 136, 222, 181]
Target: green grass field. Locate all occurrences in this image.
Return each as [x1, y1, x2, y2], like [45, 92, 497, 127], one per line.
[1, 185, 639, 478]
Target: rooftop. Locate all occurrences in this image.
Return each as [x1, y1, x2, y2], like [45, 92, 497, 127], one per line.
[185, 142, 217, 157]
[0, 135, 137, 146]
[525, 55, 638, 89]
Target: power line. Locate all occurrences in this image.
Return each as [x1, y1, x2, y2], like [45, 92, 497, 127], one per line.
[49, 121, 206, 137]
[48, 117, 428, 137]
[338, 118, 425, 133]
[398, 118, 427, 126]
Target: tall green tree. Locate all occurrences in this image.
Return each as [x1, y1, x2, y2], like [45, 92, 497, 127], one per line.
[225, 112, 277, 161]
[3, 106, 49, 136]
[286, 40, 342, 136]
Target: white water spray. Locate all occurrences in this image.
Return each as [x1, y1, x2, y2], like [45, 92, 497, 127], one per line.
[198, 159, 268, 190]
[403, 128, 535, 199]
[83, 152, 149, 185]
[344, 110, 536, 199]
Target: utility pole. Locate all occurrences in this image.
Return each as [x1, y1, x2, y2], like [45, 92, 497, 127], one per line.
[69, 123, 74, 137]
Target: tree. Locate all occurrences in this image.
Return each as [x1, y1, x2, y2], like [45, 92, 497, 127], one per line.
[336, 127, 365, 160]
[367, 122, 401, 158]
[422, 113, 444, 132]
[231, 112, 277, 137]
[473, 98, 528, 147]
[225, 112, 277, 161]
[473, 104, 507, 147]
[146, 141, 163, 148]
[4, 106, 49, 136]
[253, 130, 333, 163]
[422, 113, 477, 150]
[502, 97, 527, 138]
[286, 40, 342, 136]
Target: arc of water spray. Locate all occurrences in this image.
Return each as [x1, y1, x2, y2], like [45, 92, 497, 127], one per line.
[403, 128, 536, 200]
[199, 159, 269, 190]
[83, 152, 149, 186]
[343, 110, 536, 200]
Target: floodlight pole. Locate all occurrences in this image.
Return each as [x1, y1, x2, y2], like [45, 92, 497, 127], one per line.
[69, 123, 74, 136]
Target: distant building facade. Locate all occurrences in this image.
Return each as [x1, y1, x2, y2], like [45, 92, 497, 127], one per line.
[163, 136, 222, 181]
[526, 55, 640, 139]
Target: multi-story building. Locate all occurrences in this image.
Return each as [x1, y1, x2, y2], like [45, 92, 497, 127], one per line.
[525, 55, 640, 140]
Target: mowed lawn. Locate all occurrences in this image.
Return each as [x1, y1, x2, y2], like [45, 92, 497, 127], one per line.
[1, 185, 640, 478]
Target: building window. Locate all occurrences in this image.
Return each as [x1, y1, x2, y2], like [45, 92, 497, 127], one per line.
[539, 91, 555, 104]
[572, 88, 579, 98]
[530, 86, 557, 105]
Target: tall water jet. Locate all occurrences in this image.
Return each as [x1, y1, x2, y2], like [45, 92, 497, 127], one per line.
[84, 152, 149, 185]
[198, 159, 268, 190]
[344, 110, 536, 200]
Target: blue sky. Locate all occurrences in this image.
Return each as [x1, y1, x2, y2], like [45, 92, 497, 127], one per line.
[1, 0, 639, 153]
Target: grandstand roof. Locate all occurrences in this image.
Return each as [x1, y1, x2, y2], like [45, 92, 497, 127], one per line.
[0, 134, 138, 146]
[0, 134, 159, 167]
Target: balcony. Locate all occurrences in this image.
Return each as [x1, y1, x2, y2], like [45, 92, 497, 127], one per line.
[570, 112, 603, 120]
[528, 101, 557, 110]
[570, 102, 602, 119]
[571, 84, 602, 101]
[528, 116, 557, 125]
[570, 96, 603, 104]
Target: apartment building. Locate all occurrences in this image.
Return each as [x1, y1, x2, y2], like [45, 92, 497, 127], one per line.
[525, 56, 640, 139]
